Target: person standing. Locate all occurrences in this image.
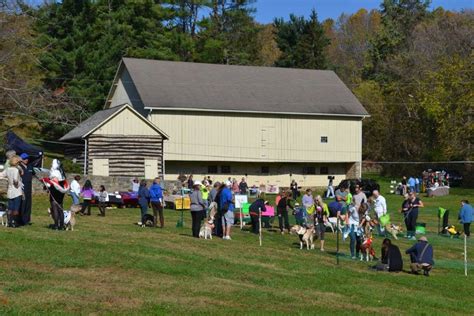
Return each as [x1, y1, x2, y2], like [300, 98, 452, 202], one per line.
[219, 181, 235, 240]
[401, 176, 408, 195]
[19, 153, 34, 225]
[326, 177, 335, 198]
[314, 195, 329, 251]
[352, 184, 367, 211]
[372, 190, 387, 236]
[150, 177, 164, 228]
[459, 200, 473, 237]
[80, 180, 94, 216]
[5, 156, 23, 228]
[190, 181, 207, 238]
[406, 236, 434, 276]
[97, 185, 109, 216]
[138, 180, 150, 226]
[347, 203, 362, 259]
[239, 177, 248, 195]
[408, 176, 416, 193]
[187, 175, 194, 190]
[131, 177, 140, 193]
[404, 191, 424, 240]
[209, 182, 220, 204]
[70, 175, 81, 205]
[290, 180, 298, 201]
[249, 196, 268, 234]
[47, 159, 69, 229]
[277, 191, 293, 234]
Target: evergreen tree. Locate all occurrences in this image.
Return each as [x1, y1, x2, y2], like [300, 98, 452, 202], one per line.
[274, 9, 329, 69]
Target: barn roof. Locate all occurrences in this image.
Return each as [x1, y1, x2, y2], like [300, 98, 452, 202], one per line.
[112, 58, 369, 117]
[60, 104, 168, 141]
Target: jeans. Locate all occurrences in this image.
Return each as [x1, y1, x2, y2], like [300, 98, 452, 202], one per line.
[464, 223, 471, 237]
[404, 210, 418, 237]
[349, 224, 361, 257]
[151, 202, 164, 227]
[139, 203, 148, 223]
[278, 208, 290, 232]
[71, 192, 80, 205]
[81, 199, 91, 215]
[326, 186, 335, 198]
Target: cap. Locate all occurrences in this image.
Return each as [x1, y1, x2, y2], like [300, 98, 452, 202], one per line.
[194, 181, 202, 186]
[418, 236, 428, 242]
[20, 153, 29, 160]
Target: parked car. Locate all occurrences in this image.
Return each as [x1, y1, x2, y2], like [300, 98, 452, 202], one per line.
[90, 191, 139, 208]
[335, 178, 380, 197]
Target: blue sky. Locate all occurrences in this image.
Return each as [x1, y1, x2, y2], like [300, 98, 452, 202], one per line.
[252, 0, 473, 23]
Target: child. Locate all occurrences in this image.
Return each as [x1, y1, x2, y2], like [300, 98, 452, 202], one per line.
[80, 180, 94, 216]
[97, 185, 109, 216]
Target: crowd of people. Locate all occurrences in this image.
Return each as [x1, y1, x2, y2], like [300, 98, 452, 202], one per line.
[1, 158, 472, 276]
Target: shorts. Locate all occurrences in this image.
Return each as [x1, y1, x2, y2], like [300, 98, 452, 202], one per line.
[222, 210, 234, 226]
[8, 196, 22, 212]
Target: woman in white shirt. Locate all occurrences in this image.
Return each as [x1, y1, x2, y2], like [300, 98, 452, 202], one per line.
[5, 156, 23, 228]
[70, 175, 81, 205]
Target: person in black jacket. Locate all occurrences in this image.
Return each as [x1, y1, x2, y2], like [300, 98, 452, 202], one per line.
[375, 238, 403, 272]
[249, 197, 268, 234]
[19, 153, 34, 225]
[277, 191, 294, 234]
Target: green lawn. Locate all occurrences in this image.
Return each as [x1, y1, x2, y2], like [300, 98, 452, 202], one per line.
[0, 177, 473, 315]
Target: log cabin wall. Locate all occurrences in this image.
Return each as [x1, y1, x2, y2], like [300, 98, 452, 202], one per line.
[86, 134, 164, 178]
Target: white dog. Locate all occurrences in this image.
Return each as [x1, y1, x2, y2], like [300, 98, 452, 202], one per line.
[199, 202, 218, 240]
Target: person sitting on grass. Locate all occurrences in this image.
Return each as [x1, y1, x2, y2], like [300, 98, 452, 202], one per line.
[406, 236, 434, 276]
[374, 238, 403, 272]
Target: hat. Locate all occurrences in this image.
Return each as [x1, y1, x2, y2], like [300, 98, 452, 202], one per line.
[20, 153, 29, 160]
[418, 236, 428, 242]
[193, 181, 202, 186]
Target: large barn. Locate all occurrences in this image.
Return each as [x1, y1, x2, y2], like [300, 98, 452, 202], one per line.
[65, 57, 369, 186]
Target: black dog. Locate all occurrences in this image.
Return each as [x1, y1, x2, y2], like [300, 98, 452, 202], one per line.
[142, 214, 155, 227]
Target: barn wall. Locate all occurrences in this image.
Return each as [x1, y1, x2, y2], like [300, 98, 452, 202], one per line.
[95, 107, 161, 136]
[149, 111, 362, 164]
[86, 134, 164, 178]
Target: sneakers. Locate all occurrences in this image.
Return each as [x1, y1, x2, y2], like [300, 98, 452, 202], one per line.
[222, 236, 232, 240]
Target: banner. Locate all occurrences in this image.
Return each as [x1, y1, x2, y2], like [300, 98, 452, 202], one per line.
[234, 194, 248, 208]
[265, 184, 279, 194]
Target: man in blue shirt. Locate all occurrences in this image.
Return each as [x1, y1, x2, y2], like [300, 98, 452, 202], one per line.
[406, 236, 434, 276]
[220, 181, 235, 240]
[149, 178, 164, 228]
[407, 177, 416, 193]
[459, 200, 473, 237]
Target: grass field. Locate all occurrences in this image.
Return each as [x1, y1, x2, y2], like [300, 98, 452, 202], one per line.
[0, 176, 473, 315]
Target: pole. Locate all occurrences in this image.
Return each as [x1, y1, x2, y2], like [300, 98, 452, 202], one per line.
[259, 207, 262, 247]
[240, 206, 243, 230]
[336, 218, 340, 265]
[465, 234, 468, 277]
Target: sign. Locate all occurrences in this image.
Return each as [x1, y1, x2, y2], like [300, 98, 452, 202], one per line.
[265, 184, 279, 194]
[234, 194, 248, 208]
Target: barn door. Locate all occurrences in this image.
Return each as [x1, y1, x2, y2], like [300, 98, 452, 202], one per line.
[144, 159, 158, 179]
[92, 158, 109, 176]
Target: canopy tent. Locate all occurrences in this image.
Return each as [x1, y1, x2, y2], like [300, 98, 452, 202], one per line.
[4, 131, 43, 167]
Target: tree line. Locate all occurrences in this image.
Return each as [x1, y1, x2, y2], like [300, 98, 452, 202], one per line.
[1, 0, 472, 164]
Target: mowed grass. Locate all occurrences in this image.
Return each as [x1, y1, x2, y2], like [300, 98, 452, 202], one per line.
[0, 177, 473, 315]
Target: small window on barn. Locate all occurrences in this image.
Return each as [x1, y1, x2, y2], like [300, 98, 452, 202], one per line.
[321, 136, 328, 143]
[221, 165, 231, 174]
[320, 167, 329, 175]
[208, 165, 218, 174]
[261, 166, 270, 174]
[303, 166, 316, 175]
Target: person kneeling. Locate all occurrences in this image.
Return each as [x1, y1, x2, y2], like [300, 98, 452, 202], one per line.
[406, 236, 434, 276]
[375, 238, 403, 272]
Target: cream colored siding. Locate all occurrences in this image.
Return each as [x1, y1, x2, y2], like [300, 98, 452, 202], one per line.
[164, 161, 348, 187]
[149, 111, 362, 163]
[94, 108, 159, 136]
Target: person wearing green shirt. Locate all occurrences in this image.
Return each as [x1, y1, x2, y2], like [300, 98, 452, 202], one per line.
[315, 195, 330, 251]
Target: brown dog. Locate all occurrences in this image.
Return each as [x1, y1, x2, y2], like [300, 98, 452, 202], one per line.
[290, 225, 316, 250]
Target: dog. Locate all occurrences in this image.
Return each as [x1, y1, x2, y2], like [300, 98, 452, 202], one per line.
[359, 235, 375, 261]
[446, 225, 460, 238]
[0, 203, 6, 226]
[65, 204, 81, 231]
[199, 202, 218, 240]
[142, 214, 155, 227]
[199, 220, 215, 239]
[290, 224, 316, 250]
[385, 223, 402, 240]
[327, 217, 343, 233]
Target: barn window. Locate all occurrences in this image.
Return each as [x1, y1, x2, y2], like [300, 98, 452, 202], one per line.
[320, 167, 329, 175]
[303, 166, 316, 175]
[321, 136, 328, 143]
[261, 166, 270, 174]
[221, 165, 231, 174]
[208, 165, 218, 174]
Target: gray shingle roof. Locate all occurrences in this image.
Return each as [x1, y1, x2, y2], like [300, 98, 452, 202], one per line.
[60, 106, 124, 141]
[121, 58, 369, 117]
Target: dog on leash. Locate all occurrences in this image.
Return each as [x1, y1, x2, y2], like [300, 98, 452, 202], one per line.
[385, 223, 403, 240]
[199, 202, 218, 240]
[359, 235, 375, 261]
[48, 204, 81, 231]
[0, 203, 6, 226]
[290, 224, 316, 250]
